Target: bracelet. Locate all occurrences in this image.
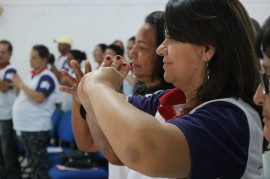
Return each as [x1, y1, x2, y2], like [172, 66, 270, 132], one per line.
[79, 104, 87, 120]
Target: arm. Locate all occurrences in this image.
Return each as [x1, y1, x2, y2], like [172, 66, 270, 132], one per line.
[73, 94, 123, 165]
[60, 61, 95, 151]
[71, 96, 97, 151]
[85, 105, 124, 165]
[12, 74, 45, 103]
[0, 68, 17, 93]
[78, 56, 191, 178]
[60, 60, 123, 164]
[125, 73, 136, 86]
[0, 80, 12, 93]
[50, 63, 62, 82]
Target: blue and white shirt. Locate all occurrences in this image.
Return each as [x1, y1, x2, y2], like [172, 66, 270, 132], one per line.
[0, 64, 16, 120]
[128, 89, 263, 179]
[13, 69, 59, 131]
[55, 55, 71, 71]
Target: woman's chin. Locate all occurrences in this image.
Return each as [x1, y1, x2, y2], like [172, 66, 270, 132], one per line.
[164, 74, 174, 85]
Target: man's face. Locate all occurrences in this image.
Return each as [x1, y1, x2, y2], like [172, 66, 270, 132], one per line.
[0, 43, 11, 64]
[57, 43, 70, 54]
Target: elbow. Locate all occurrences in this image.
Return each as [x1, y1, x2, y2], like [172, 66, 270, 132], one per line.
[0, 85, 11, 93]
[98, 143, 123, 165]
[35, 97, 45, 103]
[76, 144, 89, 152]
[123, 144, 159, 176]
[106, 154, 123, 165]
[101, 147, 123, 165]
[123, 143, 143, 165]
[76, 142, 97, 152]
[121, 135, 158, 174]
[34, 93, 46, 103]
[0, 88, 9, 93]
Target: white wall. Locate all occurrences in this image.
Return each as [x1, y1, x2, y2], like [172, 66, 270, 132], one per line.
[0, 0, 269, 79]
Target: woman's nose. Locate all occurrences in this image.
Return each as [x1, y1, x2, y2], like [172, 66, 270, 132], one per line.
[129, 45, 137, 61]
[156, 40, 167, 56]
[253, 84, 265, 106]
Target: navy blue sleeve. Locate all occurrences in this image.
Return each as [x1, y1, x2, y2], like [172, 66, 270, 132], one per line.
[168, 101, 249, 178]
[62, 60, 71, 71]
[36, 75, 56, 97]
[128, 90, 169, 116]
[4, 68, 16, 82]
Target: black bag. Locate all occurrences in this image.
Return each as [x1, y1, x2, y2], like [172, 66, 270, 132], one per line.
[60, 151, 107, 170]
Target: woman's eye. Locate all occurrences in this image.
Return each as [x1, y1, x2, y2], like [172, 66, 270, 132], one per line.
[166, 36, 173, 42]
[139, 46, 146, 51]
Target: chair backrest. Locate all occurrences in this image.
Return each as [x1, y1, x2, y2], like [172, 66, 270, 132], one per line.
[58, 110, 74, 143]
[50, 108, 64, 138]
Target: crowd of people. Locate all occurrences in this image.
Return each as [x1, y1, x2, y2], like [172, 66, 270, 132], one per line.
[0, 0, 270, 178]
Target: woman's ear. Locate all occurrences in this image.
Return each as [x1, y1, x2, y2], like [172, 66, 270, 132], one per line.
[203, 45, 216, 61]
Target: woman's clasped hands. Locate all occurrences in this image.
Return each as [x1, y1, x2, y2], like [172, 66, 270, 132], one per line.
[60, 55, 130, 102]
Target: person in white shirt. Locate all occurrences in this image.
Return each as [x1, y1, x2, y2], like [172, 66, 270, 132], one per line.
[63, 0, 263, 178]
[0, 40, 21, 179]
[12, 45, 59, 179]
[50, 35, 73, 82]
[49, 35, 73, 111]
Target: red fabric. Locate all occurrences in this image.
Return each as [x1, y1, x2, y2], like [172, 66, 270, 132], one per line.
[31, 67, 47, 79]
[158, 88, 203, 121]
[158, 88, 186, 121]
[0, 62, 10, 69]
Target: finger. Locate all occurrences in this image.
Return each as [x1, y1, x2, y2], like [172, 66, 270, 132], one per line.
[100, 55, 113, 67]
[70, 60, 84, 80]
[59, 85, 76, 95]
[85, 61, 92, 74]
[119, 62, 131, 79]
[61, 69, 78, 87]
[111, 55, 123, 71]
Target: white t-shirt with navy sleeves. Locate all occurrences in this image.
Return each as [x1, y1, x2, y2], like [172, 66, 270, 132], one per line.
[12, 69, 59, 131]
[0, 64, 17, 120]
[127, 90, 263, 179]
[55, 55, 70, 71]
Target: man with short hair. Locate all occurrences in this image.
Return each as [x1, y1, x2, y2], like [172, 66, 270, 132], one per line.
[0, 40, 21, 179]
[49, 35, 73, 82]
[49, 35, 73, 111]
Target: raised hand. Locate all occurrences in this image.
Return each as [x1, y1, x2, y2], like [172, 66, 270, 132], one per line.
[59, 60, 91, 102]
[76, 55, 130, 112]
[81, 55, 130, 93]
[11, 74, 24, 88]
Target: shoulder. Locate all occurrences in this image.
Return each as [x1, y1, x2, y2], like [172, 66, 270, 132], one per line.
[169, 98, 259, 138]
[3, 64, 17, 73]
[170, 98, 263, 178]
[40, 69, 58, 83]
[128, 89, 170, 103]
[128, 89, 171, 116]
[191, 98, 260, 125]
[170, 98, 261, 144]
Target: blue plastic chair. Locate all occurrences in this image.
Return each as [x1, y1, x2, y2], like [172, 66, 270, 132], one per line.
[48, 110, 109, 179]
[48, 110, 75, 167]
[50, 107, 64, 145]
[49, 166, 108, 179]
